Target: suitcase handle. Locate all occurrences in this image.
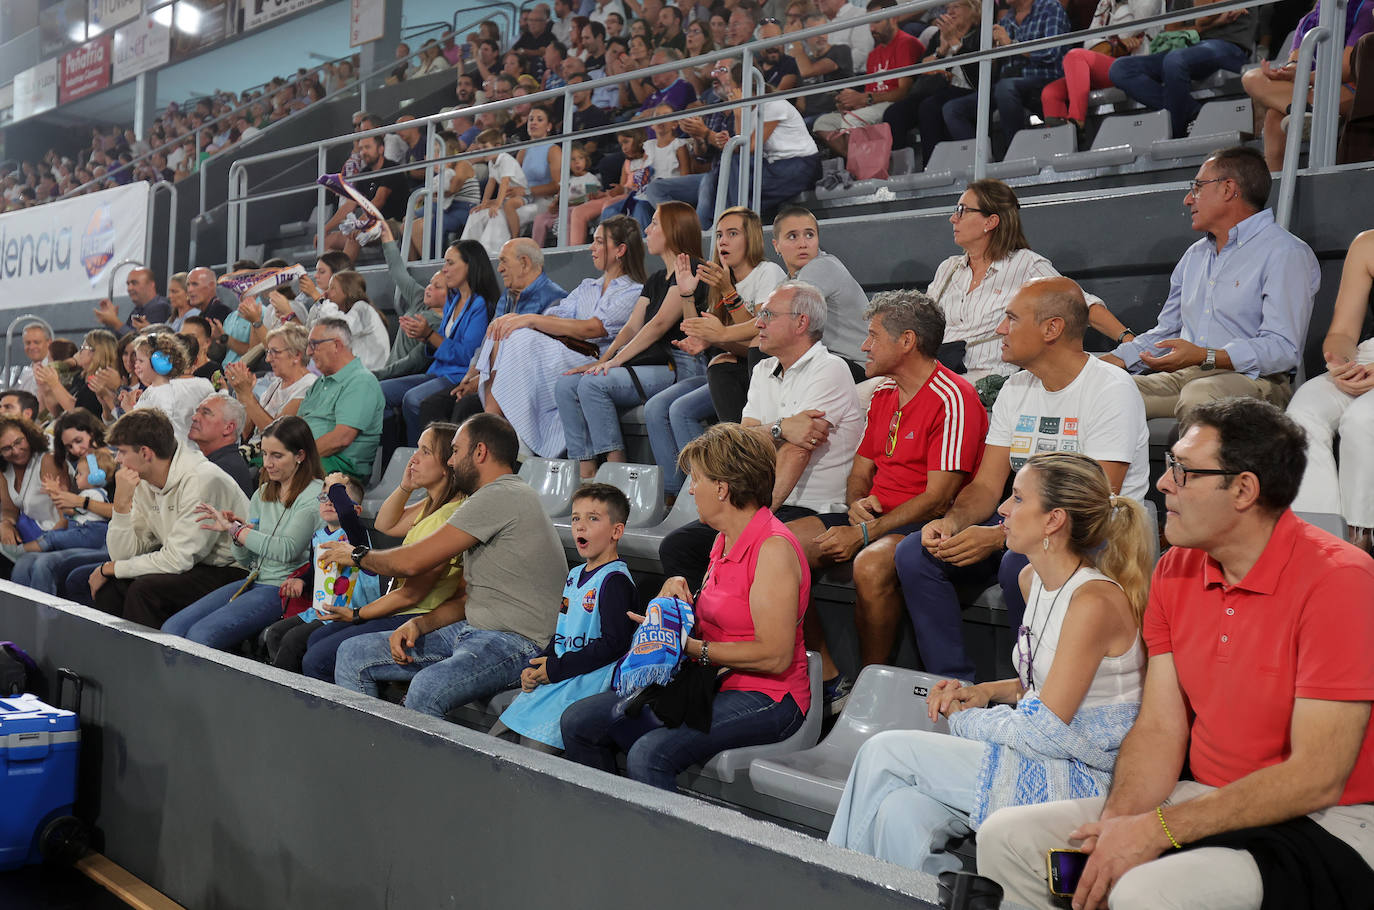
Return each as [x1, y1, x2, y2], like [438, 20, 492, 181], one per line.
[56, 668, 83, 715]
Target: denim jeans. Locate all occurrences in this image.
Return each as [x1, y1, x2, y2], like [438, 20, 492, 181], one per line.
[62, 560, 108, 606]
[943, 75, 1053, 154]
[644, 376, 713, 495]
[637, 173, 712, 228]
[383, 374, 460, 446]
[561, 689, 804, 791]
[827, 728, 984, 874]
[555, 351, 706, 461]
[702, 154, 822, 221]
[33, 521, 108, 552]
[301, 614, 410, 682]
[1108, 40, 1249, 137]
[333, 619, 542, 718]
[161, 581, 284, 651]
[13, 546, 109, 596]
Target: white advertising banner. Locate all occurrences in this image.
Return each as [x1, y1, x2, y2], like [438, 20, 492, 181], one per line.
[89, 0, 143, 35]
[242, 0, 323, 31]
[0, 183, 148, 307]
[112, 15, 171, 83]
[13, 59, 59, 123]
[350, 0, 384, 47]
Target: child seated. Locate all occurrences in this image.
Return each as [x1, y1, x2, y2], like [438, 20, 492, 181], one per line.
[264, 473, 382, 673]
[8, 449, 115, 561]
[532, 146, 602, 248]
[491, 484, 638, 754]
[461, 128, 530, 256]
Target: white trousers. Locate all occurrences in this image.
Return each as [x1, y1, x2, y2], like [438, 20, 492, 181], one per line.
[1289, 338, 1374, 528]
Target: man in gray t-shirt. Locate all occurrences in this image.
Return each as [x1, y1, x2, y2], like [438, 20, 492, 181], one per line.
[326, 415, 568, 718]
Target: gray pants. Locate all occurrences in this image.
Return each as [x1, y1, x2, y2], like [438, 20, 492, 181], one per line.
[976, 780, 1374, 910]
[1133, 365, 1292, 420]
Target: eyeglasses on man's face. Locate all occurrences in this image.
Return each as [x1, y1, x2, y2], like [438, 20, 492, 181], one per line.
[305, 337, 338, 351]
[1163, 450, 1240, 487]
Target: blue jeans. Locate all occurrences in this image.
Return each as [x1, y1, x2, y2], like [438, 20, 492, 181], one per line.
[1109, 40, 1249, 137]
[381, 373, 460, 446]
[637, 173, 713, 228]
[301, 614, 410, 682]
[827, 728, 983, 874]
[33, 521, 108, 552]
[333, 619, 542, 718]
[891, 526, 1027, 681]
[702, 154, 822, 221]
[555, 351, 706, 461]
[644, 376, 714, 495]
[13, 546, 109, 596]
[441, 200, 474, 236]
[63, 559, 109, 606]
[561, 689, 804, 791]
[161, 581, 284, 650]
[943, 75, 1054, 152]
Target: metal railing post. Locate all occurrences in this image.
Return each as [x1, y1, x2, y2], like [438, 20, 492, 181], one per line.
[421, 121, 436, 260]
[973, 0, 994, 179]
[737, 48, 755, 204]
[1310, 0, 1346, 169]
[557, 94, 575, 249]
[317, 146, 330, 255]
[751, 68, 766, 215]
[713, 135, 748, 255]
[226, 163, 240, 267]
[1276, 25, 1328, 229]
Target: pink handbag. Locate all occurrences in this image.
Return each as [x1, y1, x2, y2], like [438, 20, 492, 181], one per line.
[845, 122, 893, 181]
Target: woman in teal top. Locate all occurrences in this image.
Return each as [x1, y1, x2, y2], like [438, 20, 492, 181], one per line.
[163, 415, 325, 650]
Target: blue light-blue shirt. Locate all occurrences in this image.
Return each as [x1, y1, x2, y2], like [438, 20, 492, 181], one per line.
[1111, 209, 1319, 378]
[493, 271, 568, 318]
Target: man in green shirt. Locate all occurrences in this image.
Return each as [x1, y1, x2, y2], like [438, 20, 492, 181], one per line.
[298, 317, 385, 481]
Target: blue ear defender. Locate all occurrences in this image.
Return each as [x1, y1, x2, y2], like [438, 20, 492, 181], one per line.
[84, 454, 106, 487]
[150, 350, 174, 375]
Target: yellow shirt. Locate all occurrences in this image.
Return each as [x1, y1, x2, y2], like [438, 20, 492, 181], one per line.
[397, 499, 465, 615]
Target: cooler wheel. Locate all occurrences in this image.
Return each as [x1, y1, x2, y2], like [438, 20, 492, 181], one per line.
[40, 814, 91, 866]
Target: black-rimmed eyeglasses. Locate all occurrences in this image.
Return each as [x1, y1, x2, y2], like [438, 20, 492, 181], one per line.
[1164, 451, 1240, 487]
[953, 203, 994, 219]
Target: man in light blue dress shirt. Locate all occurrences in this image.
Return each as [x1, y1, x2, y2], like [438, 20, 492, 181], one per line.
[1103, 146, 1320, 419]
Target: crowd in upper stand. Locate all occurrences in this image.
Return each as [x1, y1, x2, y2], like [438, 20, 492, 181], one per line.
[12, 0, 1372, 223]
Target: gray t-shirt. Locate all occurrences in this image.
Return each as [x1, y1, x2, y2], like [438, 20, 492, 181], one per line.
[447, 473, 566, 645]
[797, 251, 869, 364]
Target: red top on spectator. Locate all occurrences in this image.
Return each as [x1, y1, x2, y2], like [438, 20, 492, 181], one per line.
[865, 29, 924, 95]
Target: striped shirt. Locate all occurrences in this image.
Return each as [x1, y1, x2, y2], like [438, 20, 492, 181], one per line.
[856, 364, 988, 514]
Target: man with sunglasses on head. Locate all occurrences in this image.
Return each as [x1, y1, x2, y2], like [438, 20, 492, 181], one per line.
[979, 397, 1374, 910]
[894, 276, 1149, 682]
[1102, 146, 1319, 421]
[297, 318, 384, 483]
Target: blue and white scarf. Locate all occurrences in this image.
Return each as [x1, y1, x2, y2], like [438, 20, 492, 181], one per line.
[613, 596, 695, 696]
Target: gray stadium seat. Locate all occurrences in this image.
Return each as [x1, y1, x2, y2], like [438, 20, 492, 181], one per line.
[901, 139, 976, 190]
[1149, 98, 1254, 159]
[749, 666, 957, 814]
[617, 488, 701, 561]
[361, 447, 420, 520]
[518, 457, 580, 518]
[890, 146, 918, 176]
[1050, 110, 1170, 172]
[691, 651, 824, 785]
[985, 124, 1077, 179]
[594, 462, 668, 528]
[1296, 511, 1347, 538]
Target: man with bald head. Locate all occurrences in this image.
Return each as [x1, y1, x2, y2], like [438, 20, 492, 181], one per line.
[891, 276, 1151, 680]
[93, 268, 171, 335]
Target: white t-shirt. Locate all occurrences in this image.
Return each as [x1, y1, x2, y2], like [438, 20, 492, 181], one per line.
[987, 355, 1150, 501]
[133, 376, 217, 441]
[735, 260, 788, 316]
[742, 341, 863, 513]
[644, 138, 688, 180]
[488, 152, 529, 190]
[589, 0, 626, 26]
[830, 3, 875, 70]
[250, 372, 318, 443]
[762, 100, 819, 162]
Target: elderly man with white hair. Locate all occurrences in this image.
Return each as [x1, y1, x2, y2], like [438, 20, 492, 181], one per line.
[296, 318, 385, 482]
[189, 394, 257, 496]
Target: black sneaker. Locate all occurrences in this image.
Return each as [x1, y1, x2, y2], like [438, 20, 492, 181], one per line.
[822, 674, 852, 718]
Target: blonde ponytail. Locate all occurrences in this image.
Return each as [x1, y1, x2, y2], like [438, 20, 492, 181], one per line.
[1096, 495, 1153, 625]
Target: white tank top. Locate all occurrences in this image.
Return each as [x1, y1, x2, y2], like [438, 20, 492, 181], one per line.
[1018, 565, 1145, 711]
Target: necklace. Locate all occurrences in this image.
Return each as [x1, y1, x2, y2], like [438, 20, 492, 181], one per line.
[1018, 560, 1083, 691]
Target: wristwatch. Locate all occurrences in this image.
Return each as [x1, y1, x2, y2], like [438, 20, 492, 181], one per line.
[697, 641, 711, 666]
[351, 544, 371, 567]
[771, 419, 784, 443]
[351, 606, 363, 623]
[1200, 348, 1217, 371]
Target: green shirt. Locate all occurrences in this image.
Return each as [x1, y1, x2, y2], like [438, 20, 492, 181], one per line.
[231, 478, 325, 585]
[298, 356, 385, 478]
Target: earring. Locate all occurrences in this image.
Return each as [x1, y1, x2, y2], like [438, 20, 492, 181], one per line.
[1042, 537, 1049, 552]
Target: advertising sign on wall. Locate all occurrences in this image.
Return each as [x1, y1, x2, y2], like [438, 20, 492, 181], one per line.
[13, 59, 59, 123]
[112, 15, 171, 83]
[89, 0, 142, 34]
[350, 0, 384, 47]
[242, 0, 322, 32]
[59, 34, 112, 103]
[0, 183, 149, 308]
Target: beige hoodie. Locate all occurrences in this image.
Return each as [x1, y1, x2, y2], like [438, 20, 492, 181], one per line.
[108, 442, 252, 579]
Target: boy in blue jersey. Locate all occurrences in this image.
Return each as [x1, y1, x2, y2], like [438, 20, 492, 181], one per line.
[495, 483, 637, 753]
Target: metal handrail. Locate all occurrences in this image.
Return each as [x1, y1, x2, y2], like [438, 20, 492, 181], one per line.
[454, 3, 518, 47]
[1276, 25, 1329, 229]
[216, 0, 1307, 262]
[106, 260, 145, 303]
[148, 182, 177, 277]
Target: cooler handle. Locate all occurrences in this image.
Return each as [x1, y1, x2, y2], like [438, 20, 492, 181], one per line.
[56, 668, 83, 715]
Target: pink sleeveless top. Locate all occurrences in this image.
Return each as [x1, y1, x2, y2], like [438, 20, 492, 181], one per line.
[697, 508, 812, 714]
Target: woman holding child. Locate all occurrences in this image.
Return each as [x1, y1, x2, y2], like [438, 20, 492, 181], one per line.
[161, 416, 324, 650]
[561, 423, 812, 790]
[827, 452, 1150, 873]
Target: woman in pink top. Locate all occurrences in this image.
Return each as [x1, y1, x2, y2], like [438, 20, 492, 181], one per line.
[561, 423, 812, 790]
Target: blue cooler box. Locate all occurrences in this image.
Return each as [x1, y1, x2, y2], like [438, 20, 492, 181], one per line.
[0, 693, 80, 870]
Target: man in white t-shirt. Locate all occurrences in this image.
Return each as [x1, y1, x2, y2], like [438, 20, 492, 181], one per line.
[819, 0, 875, 70]
[891, 276, 1149, 681]
[659, 281, 862, 587]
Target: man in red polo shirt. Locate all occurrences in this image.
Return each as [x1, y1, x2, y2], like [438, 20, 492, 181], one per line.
[977, 397, 1374, 910]
[812, 0, 924, 158]
[788, 289, 985, 684]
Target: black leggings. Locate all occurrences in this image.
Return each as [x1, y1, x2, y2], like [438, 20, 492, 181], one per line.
[706, 347, 766, 424]
[264, 614, 327, 673]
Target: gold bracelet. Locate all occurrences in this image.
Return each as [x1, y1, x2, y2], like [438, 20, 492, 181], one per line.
[1156, 805, 1182, 850]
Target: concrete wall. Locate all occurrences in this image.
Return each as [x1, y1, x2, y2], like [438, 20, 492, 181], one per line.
[2, 585, 948, 910]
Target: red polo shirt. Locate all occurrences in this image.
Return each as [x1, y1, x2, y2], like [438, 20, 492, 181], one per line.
[865, 30, 924, 95]
[1143, 510, 1374, 802]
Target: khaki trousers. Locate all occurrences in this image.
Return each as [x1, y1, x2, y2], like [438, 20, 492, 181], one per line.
[1133, 366, 1293, 420]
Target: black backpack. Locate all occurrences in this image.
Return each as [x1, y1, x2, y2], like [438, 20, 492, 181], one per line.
[0, 641, 38, 695]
